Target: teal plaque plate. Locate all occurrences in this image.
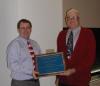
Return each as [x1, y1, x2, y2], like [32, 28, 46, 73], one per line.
[36, 52, 65, 76]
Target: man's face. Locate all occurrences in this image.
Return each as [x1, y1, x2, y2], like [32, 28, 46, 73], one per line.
[65, 13, 80, 29]
[18, 22, 32, 39]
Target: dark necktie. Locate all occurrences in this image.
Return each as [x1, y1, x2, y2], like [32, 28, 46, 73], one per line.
[66, 31, 73, 58]
[27, 41, 36, 71]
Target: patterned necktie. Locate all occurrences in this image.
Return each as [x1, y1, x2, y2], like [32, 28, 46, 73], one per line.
[27, 41, 36, 71]
[66, 31, 73, 58]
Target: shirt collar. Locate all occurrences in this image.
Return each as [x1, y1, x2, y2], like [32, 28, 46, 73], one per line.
[18, 36, 31, 45]
[68, 26, 81, 35]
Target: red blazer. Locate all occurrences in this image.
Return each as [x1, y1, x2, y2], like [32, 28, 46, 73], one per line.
[57, 27, 96, 86]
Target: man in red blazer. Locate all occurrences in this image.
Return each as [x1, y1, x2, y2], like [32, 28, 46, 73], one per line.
[56, 8, 96, 86]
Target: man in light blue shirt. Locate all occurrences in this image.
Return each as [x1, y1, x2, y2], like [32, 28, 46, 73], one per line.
[6, 19, 41, 86]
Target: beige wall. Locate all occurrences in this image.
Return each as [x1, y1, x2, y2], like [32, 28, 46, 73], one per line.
[63, 0, 100, 28]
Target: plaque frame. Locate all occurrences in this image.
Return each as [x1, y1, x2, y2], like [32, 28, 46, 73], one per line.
[36, 52, 65, 76]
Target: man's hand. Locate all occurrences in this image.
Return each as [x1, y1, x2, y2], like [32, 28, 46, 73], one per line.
[32, 70, 39, 79]
[57, 68, 76, 76]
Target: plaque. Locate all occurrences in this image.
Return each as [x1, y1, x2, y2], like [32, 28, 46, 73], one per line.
[36, 52, 65, 76]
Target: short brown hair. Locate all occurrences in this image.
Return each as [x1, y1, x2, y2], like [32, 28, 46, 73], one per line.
[17, 19, 32, 29]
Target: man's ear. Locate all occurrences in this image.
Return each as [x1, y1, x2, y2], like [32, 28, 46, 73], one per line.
[17, 28, 20, 33]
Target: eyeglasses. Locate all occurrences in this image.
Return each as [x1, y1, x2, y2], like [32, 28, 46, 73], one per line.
[19, 27, 31, 30]
[66, 16, 79, 21]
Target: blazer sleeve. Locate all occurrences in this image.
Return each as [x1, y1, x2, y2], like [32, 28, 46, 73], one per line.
[75, 29, 96, 72]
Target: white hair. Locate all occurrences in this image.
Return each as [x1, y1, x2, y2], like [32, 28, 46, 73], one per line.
[66, 8, 80, 17]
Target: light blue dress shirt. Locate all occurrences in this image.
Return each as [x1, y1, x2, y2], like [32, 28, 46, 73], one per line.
[66, 26, 81, 50]
[6, 36, 41, 80]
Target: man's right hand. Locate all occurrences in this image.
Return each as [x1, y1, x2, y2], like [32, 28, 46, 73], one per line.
[57, 68, 76, 76]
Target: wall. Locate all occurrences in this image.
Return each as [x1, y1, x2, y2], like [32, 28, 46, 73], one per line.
[0, 0, 63, 86]
[0, 0, 18, 86]
[63, 0, 100, 28]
